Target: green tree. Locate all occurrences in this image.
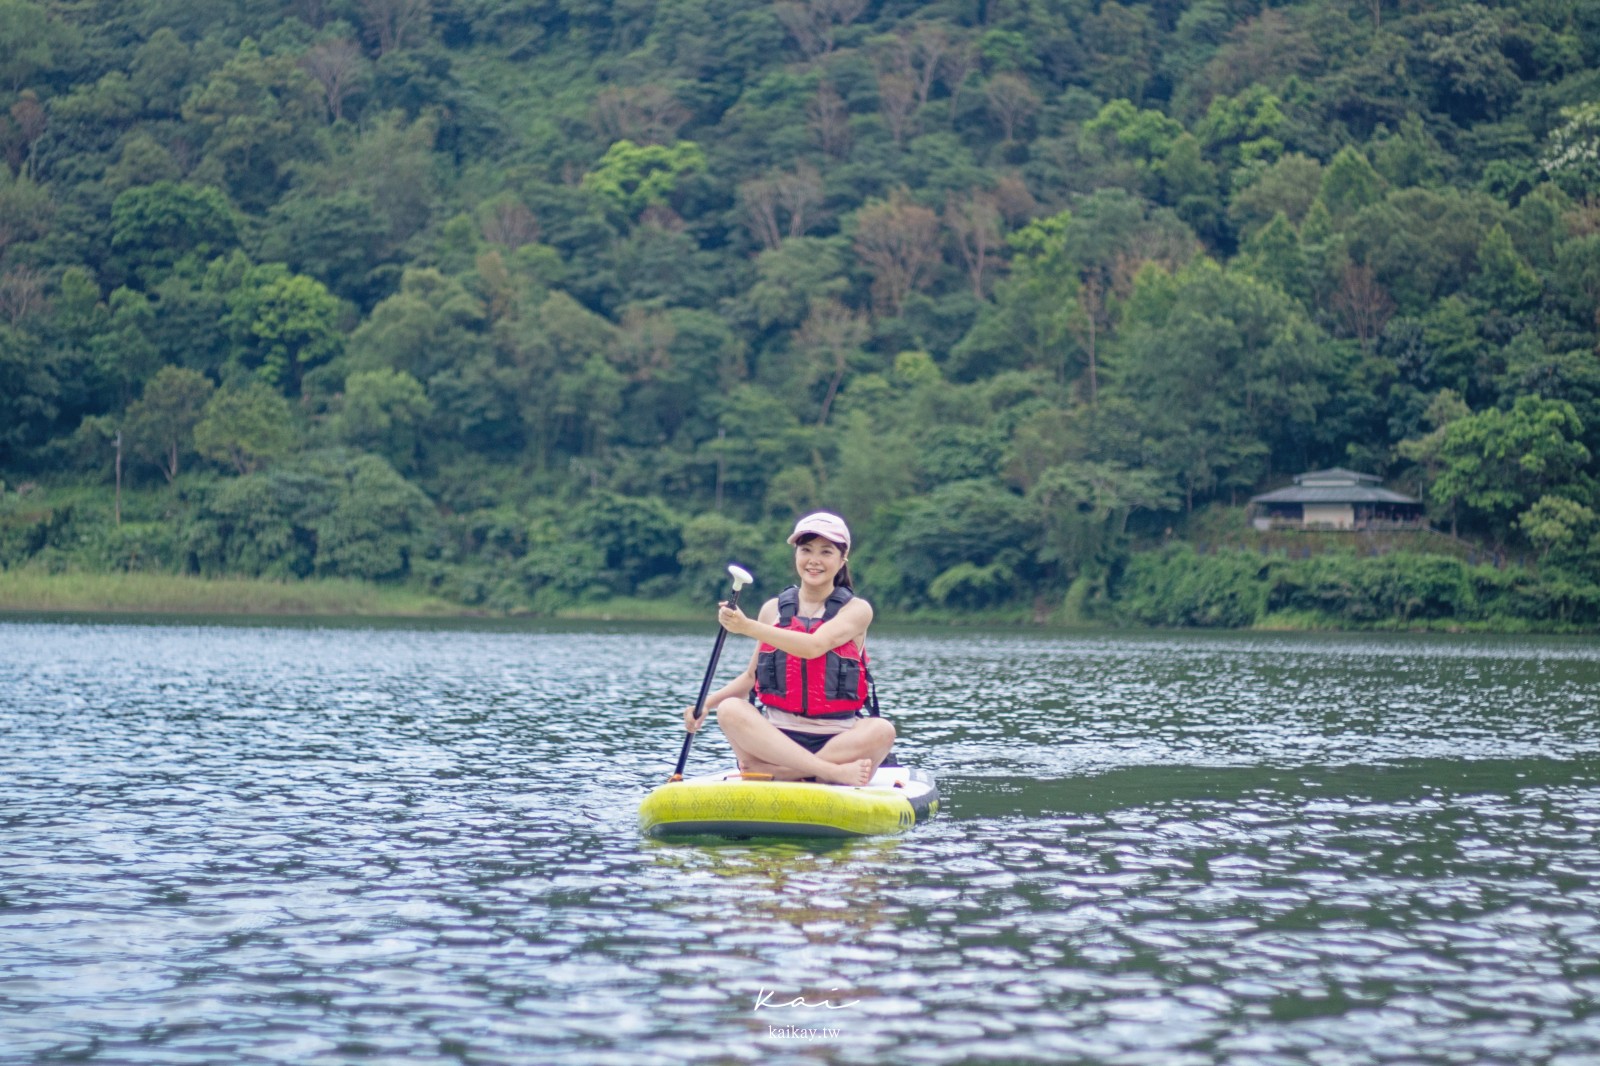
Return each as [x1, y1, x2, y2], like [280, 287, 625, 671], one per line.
[346, 267, 489, 383]
[1541, 103, 1600, 198]
[259, 191, 391, 307]
[676, 512, 770, 602]
[603, 222, 727, 309]
[1228, 152, 1323, 237]
[122, 366, 215, 482]
[498, 290, 624, 465]
[1159, 132, 1222, 239]
[792, 297, 869, 426]
[1240, 212, 1309, 302]
[1413, 2, 1522, 123]
[1518, 495, 1597, 564]
[1418, 295, 1489, 398]
[185, 469, 317, 579]
[1552, 235, 1600, 333]
[1343, 187, 1503, 313]
[878, 479, 1039, 607]
[330, 368, 432, 471]
[48, 267, 106, 353]
[1107, 259, 1341, 509]
[1318, 145, 1385, 221]
[581, 139, 707, 223]
[1081, 1, 1155, 103]
[1196, 85, 1287, 170]
[310, 452, 437, 581]
[290, 111, 441, 248]
[1025, 458, 1178, 585]
[127, 27, 195, 118]
[951, 210, 1087, 386]
[1497, 340, 1600, 460]
[698, 383, 809, 516]
[1080, 99, 1184, 198]
[0, 0, 77, 91]
[569, 492, 683, 595]
[181, 38, 323, 209]
[1058, 187, 1199, 284]
[0, 169, 52, 259]
[1471, 223, 1542, 312]
[1119, 544, 1267, 628]
[738, 237, 850, 332]
[1430, 396, 1591, 546]
[108, 182, 239, 286]
[102, 133, 184, 194]
[0, 323, 57, 463]
[89, 288, 161, 406]
[1397, 388, 1472, 530]
[1369, 114, 1451, 189]
[186, 451, 436, 581]
[224, 267, 344, 394]
[193, 382, 298, 474]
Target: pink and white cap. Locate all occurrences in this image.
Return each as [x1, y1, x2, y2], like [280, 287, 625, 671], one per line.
[786, 511, 851, 553]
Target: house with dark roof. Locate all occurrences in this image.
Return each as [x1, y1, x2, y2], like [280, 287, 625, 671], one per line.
[1249, 468, 1426, 531]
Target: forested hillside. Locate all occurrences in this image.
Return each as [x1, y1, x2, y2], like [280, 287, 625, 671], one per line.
[3, 0, 1599, 626]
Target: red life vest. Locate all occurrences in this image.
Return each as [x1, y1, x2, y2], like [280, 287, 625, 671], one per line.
[754, 586, 870, 718]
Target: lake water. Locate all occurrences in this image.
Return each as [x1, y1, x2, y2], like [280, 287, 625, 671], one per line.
[3, 618, 1599, 1065]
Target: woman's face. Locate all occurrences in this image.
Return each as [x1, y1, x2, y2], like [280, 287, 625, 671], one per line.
[793, 536, 845, 588]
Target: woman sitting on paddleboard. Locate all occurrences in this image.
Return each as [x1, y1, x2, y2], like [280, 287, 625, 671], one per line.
[682, 512, 895, 786]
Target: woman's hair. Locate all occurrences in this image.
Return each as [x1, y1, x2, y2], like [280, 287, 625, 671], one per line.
[794, 533, 853, 590]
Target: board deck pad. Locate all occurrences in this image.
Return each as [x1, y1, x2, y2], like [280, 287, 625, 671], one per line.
[640, 765, 939, 839]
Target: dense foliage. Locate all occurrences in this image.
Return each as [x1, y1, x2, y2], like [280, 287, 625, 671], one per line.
[3, 0, 1599, 625]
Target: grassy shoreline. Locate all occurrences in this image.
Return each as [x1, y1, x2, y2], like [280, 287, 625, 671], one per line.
[0, 570, 466, 618]
[3, 570, 1586, 634]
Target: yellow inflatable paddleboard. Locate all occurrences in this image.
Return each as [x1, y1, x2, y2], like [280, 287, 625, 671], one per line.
[640, 765, 939, 839]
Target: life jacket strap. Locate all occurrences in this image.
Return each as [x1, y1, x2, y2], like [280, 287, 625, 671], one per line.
[775, 584, 854, 628]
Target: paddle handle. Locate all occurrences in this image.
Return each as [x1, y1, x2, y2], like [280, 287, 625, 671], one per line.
[670, 576, 749, 781]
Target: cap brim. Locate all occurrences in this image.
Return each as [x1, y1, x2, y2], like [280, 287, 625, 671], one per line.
[788, 527, 848, 550]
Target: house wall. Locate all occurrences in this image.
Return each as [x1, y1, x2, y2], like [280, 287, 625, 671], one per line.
[1303, 503, 1355, 529]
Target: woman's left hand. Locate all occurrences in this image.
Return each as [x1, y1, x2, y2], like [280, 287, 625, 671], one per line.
[717, 601, 751, 635]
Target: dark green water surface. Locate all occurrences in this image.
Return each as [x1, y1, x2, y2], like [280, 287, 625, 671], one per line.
[2, 621, 1597, 1064]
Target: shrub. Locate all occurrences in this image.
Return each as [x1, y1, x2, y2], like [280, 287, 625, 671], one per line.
[184, 451, 437, 581]
[1119, 545, 1268, 628]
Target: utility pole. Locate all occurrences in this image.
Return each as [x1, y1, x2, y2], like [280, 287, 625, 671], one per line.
[114, 429, 123, 526]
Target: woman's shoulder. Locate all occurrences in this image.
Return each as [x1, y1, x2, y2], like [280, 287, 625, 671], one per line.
[838, 591, 873, 617]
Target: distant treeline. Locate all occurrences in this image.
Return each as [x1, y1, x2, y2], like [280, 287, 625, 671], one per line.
[1121, 544, 1600, 630]
[2, 0, 1598, 623]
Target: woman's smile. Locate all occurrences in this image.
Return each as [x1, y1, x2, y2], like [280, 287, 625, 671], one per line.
[795, 541, 844, 585]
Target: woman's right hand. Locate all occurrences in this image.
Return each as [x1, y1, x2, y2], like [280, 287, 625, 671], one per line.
[682, 703, 706, 733]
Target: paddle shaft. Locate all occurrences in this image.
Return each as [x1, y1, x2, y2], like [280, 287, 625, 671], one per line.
[670, 582, 747, 781]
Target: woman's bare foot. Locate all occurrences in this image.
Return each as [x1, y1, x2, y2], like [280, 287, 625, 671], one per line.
[816, 757, 873, 786]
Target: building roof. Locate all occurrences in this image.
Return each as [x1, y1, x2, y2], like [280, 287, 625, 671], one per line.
[1250, 484, 1422, 505]
[1251, 468, 1421, 506]
[1294, 467, 1381, 486]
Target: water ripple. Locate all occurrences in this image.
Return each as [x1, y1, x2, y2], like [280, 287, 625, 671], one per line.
[2, 621, 1599, 1064]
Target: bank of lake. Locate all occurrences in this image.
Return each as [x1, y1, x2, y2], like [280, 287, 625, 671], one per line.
[3, 568, 1595, 634]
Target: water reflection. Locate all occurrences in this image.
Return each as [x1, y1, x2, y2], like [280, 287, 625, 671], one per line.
[2, 621, 1598, 1064]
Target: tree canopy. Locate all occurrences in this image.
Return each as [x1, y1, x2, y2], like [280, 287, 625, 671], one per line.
[3, 0, 1599, 623]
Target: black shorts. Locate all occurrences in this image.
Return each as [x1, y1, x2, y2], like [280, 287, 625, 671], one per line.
[779, 727, 841, 755]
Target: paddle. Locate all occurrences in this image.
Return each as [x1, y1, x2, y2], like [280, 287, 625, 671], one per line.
[669, 563, 754, 782]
